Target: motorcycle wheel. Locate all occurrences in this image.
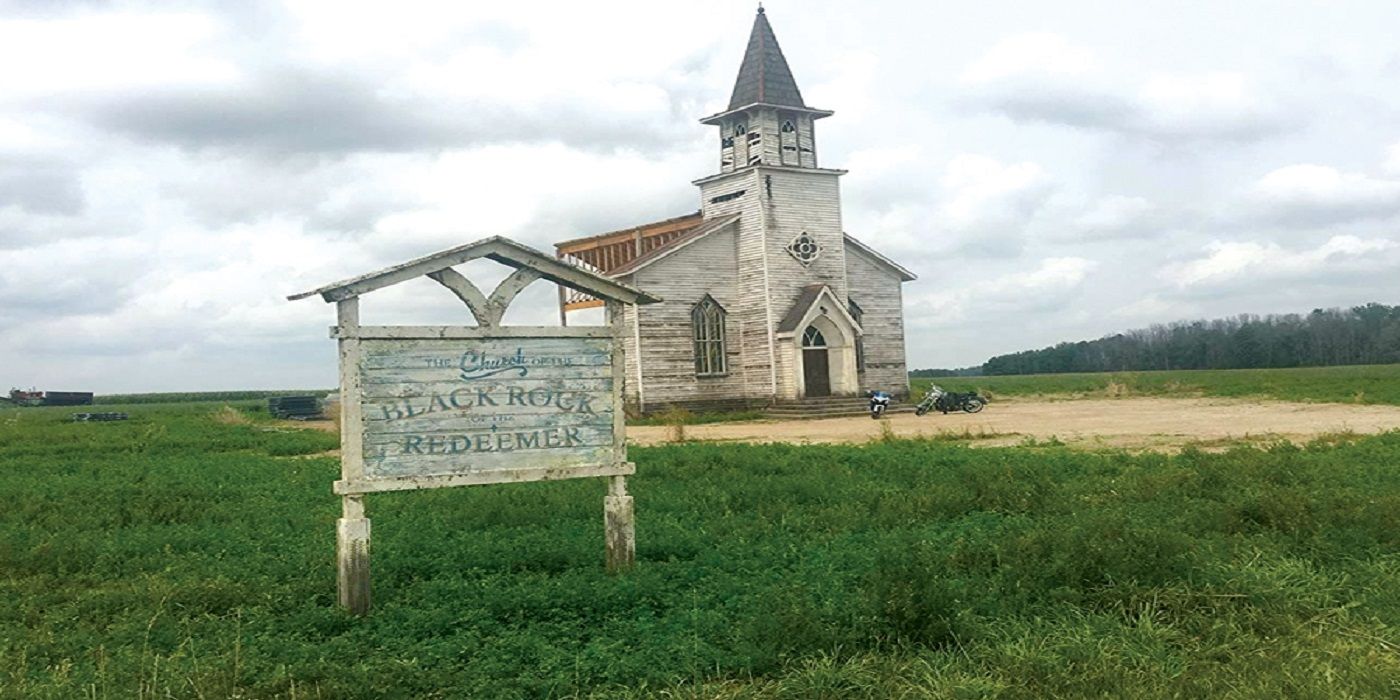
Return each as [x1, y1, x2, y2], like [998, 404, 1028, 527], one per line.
[963, 398, 985, 413]
[914, 406, 927, 416]
[870, 407, 883, 420]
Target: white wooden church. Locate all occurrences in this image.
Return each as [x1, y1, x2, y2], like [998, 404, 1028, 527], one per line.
[556, 8, 916, 413]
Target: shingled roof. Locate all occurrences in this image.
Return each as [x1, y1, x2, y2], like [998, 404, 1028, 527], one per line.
[727, 8, 806, 110]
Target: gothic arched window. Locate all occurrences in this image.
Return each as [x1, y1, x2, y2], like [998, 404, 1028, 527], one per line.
[692, 296, 727, 377]
[801, 325, 827, 348]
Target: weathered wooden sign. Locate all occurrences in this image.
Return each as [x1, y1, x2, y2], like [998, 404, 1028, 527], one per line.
[291, 236, 658, 615]
[342, 333, 625, 493]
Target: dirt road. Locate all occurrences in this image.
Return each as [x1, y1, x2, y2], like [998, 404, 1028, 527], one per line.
[627, 397, 1400, 450]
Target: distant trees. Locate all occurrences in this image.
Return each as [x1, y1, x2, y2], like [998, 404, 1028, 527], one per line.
[982, 303, 1400, 376]
[909, 367, 983, 378]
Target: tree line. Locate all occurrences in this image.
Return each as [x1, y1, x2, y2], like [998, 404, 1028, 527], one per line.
[981, 303, 1400, 376]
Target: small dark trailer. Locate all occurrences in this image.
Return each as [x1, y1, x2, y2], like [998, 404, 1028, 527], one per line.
[44, 391, 94, 406]
[269, 395, 322, 419]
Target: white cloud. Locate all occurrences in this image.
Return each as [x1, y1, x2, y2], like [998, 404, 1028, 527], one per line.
[1384, 141, 1400, 175]
[960, 33, 1096, 84]
[961, 35, 1287, 142]
[1251, 164, 1400, 224]
[0, 12, 237, 96]
[1068, 195, 1158, 239]
[909, 256, 1096, 327]
[935, 154, 1053, 255]
[1166, 235, 1397, 288]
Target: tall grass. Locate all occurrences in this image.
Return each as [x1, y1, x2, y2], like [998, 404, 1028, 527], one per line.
[1, 402, 1397, 697]
[913, 363, 1400, 405]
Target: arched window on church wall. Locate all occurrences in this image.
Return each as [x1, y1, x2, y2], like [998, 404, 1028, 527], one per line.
[692, 296, 728, 377]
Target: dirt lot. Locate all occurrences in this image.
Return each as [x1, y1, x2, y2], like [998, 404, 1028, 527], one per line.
[627, 397, 1400, 451]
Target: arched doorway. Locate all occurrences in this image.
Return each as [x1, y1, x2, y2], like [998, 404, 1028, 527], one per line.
[801, 325, 830, 397]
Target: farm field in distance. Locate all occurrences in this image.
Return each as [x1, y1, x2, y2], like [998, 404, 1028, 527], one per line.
[914, 363, 1400, 406]
[3, 397, 1399, 698]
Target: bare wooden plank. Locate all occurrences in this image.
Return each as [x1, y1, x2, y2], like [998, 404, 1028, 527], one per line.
[358, 377, 614, 399]
[427, 268, 493, 325]
[337, 299, 365, 483]
[488, 267, 543, 318]
[335, 299, 371, 615]
[337, 495, 370, 615]
[361, 399, 615, 428]
[332, 325, 613, 340]
[363, 426, 616, 477]
[604, 483, 634, 573]
[607, 301, 627, 462]
[362, 407, 614, 433]
[334, 461, 635, 494]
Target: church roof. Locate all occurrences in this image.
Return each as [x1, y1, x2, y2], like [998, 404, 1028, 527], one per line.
[776, 284, 863, 335]
[728, 7, 806, 110]
[844, 233, 918, 281]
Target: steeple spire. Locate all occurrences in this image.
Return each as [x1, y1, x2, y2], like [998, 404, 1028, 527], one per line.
[728, 7, 806, 110]
[701, 8, 831, 173]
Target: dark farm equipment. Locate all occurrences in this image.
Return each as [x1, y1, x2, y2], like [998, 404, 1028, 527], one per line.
[70, 412, 128, 422]
[8, 389, 94, 407]
[269, 395, 322, 420]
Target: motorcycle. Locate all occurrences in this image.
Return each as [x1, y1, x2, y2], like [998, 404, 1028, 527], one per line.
[914, 384, 986, 415]
[868, 390, 892, 419]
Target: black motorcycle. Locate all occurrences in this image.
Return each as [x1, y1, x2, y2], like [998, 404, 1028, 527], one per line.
[914, 385, 986, 415]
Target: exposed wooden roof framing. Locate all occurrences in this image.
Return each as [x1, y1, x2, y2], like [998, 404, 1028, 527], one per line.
[554, 212, 705, 310]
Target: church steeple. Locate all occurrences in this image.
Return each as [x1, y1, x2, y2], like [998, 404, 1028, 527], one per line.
[702, 7, 832, 174]
[728, 6, 806, 110]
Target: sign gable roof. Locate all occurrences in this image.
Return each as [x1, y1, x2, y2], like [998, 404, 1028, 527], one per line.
[289, 235, 660, 305]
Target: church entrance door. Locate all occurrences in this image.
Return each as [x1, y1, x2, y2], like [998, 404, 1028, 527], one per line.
[801, 325, 831, 397]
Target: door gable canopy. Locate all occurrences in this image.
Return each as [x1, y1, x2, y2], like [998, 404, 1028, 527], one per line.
[775, 284, 862, 342]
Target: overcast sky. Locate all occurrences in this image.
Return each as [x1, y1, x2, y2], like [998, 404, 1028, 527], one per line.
[3, 0, 1400, 392]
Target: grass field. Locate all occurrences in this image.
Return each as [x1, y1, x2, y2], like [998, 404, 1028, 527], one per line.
[91, 391, 334, 405]
[913, 363, 1400, 406]
[2, 401, 1398, 698]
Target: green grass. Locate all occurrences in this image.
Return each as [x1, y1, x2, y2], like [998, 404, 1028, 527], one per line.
[913, 363, 1400, 405]
[2, 402, 1398, 697]
[93, 390, 333, 405]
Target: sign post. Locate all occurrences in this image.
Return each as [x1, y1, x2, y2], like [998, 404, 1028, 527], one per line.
[291, 236, 659, 615]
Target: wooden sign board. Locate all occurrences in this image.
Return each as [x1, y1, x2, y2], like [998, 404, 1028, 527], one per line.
[334, 327, 632, 495]
[291, 236, 659, 616]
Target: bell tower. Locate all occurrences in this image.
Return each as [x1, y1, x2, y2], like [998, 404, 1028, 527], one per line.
[702, 6, 832, 172]
[692, 7, 852, 400]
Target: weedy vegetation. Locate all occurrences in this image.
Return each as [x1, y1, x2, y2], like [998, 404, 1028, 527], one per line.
[914, 362, 1400, 406]
[1, 400, 1398, 698]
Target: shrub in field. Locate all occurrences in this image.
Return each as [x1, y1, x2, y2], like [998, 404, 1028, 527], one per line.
[212, 404, 251, 425]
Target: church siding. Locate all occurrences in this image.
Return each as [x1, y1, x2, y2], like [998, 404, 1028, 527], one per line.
[627, 224, 752, 410]
[846, 244, 911, 396]
[757, 109, 782, 166]
[701, 170, 776, 402]
[759, 167, 849, 398]
[620, 302, 641, 406]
